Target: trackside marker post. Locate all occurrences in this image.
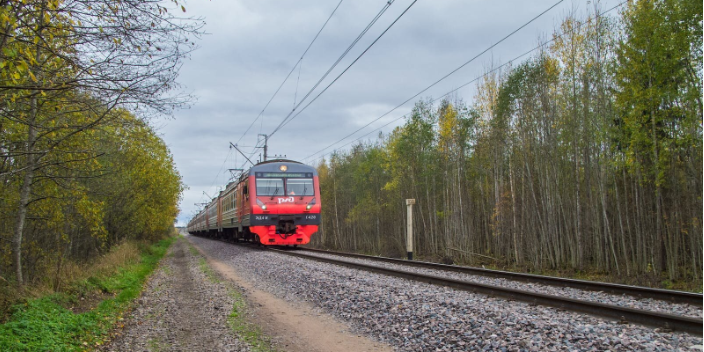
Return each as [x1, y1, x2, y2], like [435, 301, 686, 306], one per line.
[406, 199, 415, 260]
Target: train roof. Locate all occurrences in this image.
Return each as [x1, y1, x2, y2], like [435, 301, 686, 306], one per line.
[245, 159, 317, 177]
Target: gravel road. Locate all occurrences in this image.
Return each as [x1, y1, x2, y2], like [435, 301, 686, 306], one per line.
[103, 237, 251, 352]
[189, 236, 703, 352]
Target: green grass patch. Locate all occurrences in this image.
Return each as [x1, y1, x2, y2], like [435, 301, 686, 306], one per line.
[0, 237, 176, 351]
[198, 258, 221, 283]
[147, 338, 167, 352]
[189, 244, 275, 351]
[227, 290, 275, 352]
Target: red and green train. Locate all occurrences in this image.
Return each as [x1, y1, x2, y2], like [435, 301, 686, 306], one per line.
[187, 159, 321, 246]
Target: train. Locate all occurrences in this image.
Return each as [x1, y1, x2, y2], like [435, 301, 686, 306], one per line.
[187, 159, 321, 246]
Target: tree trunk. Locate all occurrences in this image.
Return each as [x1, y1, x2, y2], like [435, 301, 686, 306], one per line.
[13, 97, 38, 287]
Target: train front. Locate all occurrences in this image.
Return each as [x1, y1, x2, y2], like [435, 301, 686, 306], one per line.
[247, 161, 321, 245]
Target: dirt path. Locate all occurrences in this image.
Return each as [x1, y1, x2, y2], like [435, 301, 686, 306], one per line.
[103, 238, 250, 351]
[189, 237, 394, 352]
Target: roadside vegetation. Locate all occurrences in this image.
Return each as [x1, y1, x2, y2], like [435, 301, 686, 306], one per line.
[0, 237, 175, 351]
[0, 0, 199, 311]
[312, 0, 702, 291]
[0, 0, 200, 347]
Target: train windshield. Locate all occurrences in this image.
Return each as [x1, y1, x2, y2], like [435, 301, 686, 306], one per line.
[256, 178, 284, 196]
[286, 178, 314, 196]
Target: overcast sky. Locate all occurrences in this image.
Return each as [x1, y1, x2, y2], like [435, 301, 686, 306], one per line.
[160, 0, 624, 226]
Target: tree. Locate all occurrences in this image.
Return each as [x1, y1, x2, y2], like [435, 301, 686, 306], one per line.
[615, 0, 702, 278]
[1, 0, 201, 286]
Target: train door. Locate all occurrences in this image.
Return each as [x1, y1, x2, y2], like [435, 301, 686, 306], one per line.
[217, 197, 223, 233]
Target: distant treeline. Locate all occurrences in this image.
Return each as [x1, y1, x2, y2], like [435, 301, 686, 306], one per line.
[0, 1, 201, 288]
[312, 0, 702, 285]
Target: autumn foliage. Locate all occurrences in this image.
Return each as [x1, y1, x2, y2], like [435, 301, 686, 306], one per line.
[312, 1, 702, 288]
[0, 0, 199, 290]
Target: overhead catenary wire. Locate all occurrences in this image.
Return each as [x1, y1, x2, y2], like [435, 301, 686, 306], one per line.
[234, 0, 346, 145]
[304, 0, 626, 165]
[201, 0, 346, 213]
[303, 0, 564, 161]
[202, 148, 234, 204]
[267, 0, 402, 139]
[273, 0, 421, 136]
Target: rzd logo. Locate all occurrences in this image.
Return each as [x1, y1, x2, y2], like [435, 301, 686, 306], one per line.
[277, 197, 294, 204]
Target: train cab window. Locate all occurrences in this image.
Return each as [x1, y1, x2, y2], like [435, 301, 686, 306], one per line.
[256, 178, 284, 196]
[286, 178, 314, 196]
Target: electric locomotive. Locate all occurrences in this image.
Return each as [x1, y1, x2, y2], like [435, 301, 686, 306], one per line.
[187, 159, 321, 246]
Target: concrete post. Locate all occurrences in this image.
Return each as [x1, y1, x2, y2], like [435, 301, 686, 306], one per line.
[406, 199, 415, 260]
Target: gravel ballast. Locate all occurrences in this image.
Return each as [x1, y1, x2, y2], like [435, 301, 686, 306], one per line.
[103, 237, 251, 352]
[300, 251, 703, 319]
[190, 236, 703, 352]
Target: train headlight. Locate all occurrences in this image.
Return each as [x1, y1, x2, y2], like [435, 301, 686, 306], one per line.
[256, 198, 268, 211]
[305, 197, 316, 211]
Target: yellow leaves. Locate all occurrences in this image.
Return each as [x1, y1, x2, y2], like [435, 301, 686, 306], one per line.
[28, 70, 37, 82]
[0, 11, 16, 28]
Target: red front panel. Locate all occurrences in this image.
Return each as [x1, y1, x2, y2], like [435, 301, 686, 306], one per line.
[247, 175, 321, 245]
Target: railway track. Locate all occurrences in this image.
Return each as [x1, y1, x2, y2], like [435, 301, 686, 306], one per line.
[266, 246, 702, 335]
[297, 247, 702, 306]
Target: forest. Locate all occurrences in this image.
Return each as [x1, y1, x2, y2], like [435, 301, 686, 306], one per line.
[0, 0, 200, 294]
[311, 0, 703, 288]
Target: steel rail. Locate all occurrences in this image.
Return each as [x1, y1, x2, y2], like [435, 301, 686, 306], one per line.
[270, 248, 702, 335]
[298, 247, 703, 306]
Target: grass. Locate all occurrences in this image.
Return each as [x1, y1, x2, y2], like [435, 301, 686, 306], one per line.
[188, 243, 275, 352]
[198, 257, 221, 284]
[227, 290, 275, 352]
[147, 338, 167, 352]
[0, 237, 176, 351]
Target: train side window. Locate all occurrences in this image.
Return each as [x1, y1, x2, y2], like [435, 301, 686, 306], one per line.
[243, 185, 249, 200]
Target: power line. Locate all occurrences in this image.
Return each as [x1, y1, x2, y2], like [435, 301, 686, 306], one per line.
[268, 0, 402, 139]
[202, 148, 234, 203]
[200, 1, 346, 211]
[235, 0, 345, 145]
[305, 1, 626, 164]
[274, 0, 421, 136]
[303, 0, 564, 161]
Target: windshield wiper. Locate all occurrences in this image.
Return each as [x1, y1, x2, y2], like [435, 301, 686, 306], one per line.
[300, 184, 307, 200]
[270, 185, 279, 200]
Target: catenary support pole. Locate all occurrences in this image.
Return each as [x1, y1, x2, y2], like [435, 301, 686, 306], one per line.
[406, 199, 415, 260]
[259, 134, 268, 161]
